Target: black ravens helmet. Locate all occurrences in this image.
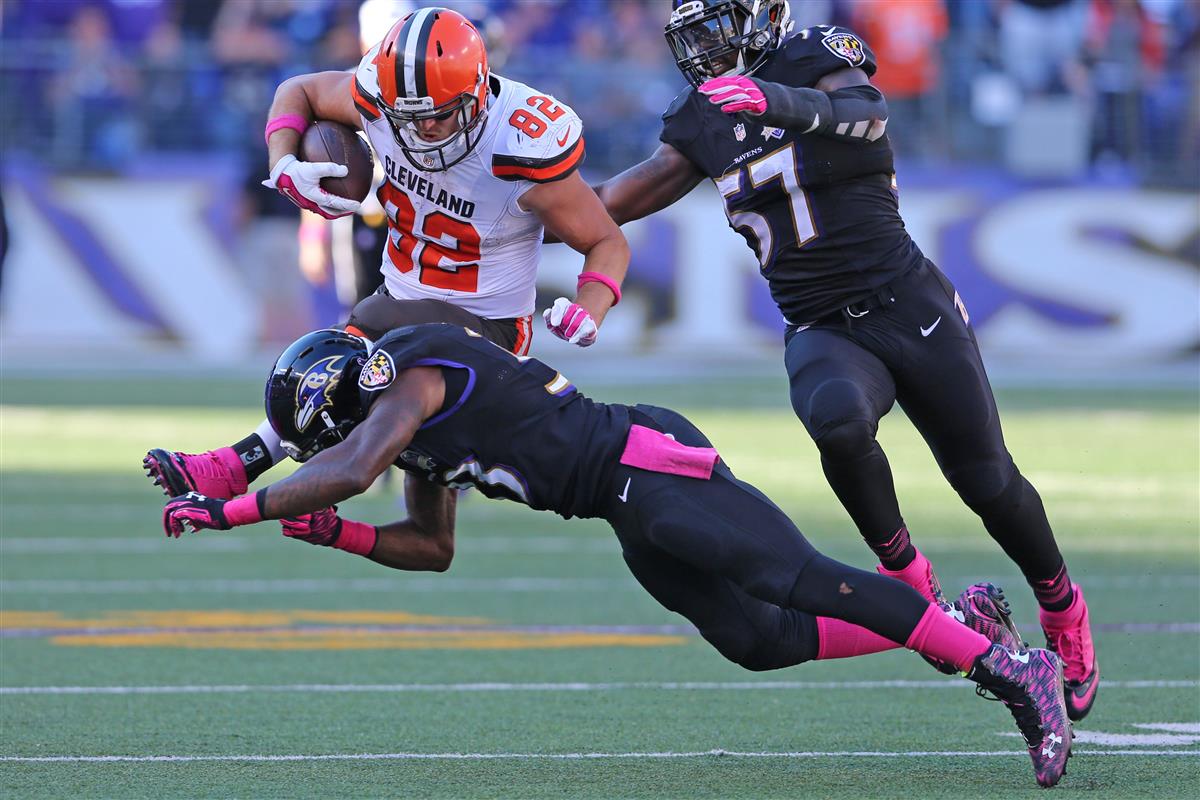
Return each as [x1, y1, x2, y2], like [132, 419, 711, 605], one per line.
[265, 329, 369, 462]
[664, 0, 792, 87]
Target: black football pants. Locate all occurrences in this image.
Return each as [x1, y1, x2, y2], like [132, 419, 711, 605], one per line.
[783, 260, 1065, 586]
[602, 405, 930, 670]
[345, 289, 526, 353]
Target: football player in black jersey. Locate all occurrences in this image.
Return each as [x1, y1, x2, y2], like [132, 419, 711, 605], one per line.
[578, 0, 1097, 721]
[159, 323, 1073, 787]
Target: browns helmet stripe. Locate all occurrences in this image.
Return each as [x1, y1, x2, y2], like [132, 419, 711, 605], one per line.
[392, 10, 420, 100]
[401, 7, 436, 98]
[374, 17, 406, 105]
[412, 9, 436, 99]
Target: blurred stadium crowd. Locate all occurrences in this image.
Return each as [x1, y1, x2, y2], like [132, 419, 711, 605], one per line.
[1, 0, 1197, 193]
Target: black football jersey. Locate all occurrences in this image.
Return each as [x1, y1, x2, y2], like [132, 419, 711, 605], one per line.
[358, 324, 632, 519]
[660, 25, 925, 324]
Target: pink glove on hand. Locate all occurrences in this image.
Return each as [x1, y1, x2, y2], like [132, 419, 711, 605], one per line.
[698, 75, 767, 116]
[543, 297, 598, 347]
[162, 492, 261, 537]
[262, 154, 361, 220]
[281, 506, 344, 547]
[281, 507, 378, 556]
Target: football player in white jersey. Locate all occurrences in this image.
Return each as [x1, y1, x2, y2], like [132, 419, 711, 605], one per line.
[144, 7, 629, 501]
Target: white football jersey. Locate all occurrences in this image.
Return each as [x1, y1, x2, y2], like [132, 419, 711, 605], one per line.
[351, 48, 584, 321]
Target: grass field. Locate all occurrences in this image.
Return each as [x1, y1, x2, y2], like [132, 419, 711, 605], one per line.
[1, 372, 1197, 798]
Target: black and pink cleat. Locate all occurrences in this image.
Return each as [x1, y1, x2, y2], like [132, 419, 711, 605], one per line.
[957, 582, 1025, 653]
[968, 643, 1073, 788]
[922, 582, 1024, 676]
[143, 447, 248, 499]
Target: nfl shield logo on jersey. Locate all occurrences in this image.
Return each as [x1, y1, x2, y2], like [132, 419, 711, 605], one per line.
[734, 123, 746, 142]
[822, 31, 866, 67]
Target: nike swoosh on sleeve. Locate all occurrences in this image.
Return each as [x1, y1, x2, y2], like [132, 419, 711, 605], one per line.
[556, 127, 571, 147]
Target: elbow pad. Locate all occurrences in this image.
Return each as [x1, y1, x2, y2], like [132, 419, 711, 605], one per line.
[755, 81, 889, 143]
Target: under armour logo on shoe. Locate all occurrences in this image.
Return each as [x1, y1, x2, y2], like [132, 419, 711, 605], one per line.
[1042, 732, 1063, 757]
[1008, 649, 1030, 664]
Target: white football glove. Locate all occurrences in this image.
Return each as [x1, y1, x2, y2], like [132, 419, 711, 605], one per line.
[262, 154, 361, 219]
[543, 297, 599, 347]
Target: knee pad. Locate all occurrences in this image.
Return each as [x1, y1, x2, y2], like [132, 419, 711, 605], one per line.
[949, 460, 1019, 512]
[697, 624, 760, 668]
[734, 638, 810, 672]
[801, 376, 875, 428]
[813, 418, 878, 464]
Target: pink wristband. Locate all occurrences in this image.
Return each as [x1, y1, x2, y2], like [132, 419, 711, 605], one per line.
[224, 491, 265, 527]
[577, 271, 621, 306]
[264, 114, 309, 146]
[334, 519, 378, 557]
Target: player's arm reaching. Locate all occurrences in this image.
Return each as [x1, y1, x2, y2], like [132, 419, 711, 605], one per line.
[262, 71, 364, 219]
[541, 143, 702, 239]
[161, 367, 459, 573]
[593, 143, 705, 227]
[521, 171, 631, 347]
[698, 67, 888, 144]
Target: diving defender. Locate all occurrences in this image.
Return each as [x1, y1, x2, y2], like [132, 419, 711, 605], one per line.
[158, 324, 1073, 787]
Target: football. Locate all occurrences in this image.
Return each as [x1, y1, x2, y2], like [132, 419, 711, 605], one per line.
[299, 120, 374, 203]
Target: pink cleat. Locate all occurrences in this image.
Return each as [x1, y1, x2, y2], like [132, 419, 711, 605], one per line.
[1040, 584, 1099, 722]
[877, 548, 945, 605]
[968, 644, 1073, 788]
[879, 549, 959, 673]
[957, 582, 1025, 653]
[143, 447, 248, 499]
[922, 582, 1026, 676]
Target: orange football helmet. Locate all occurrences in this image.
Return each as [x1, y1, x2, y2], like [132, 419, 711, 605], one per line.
[374, 7, 490, 171]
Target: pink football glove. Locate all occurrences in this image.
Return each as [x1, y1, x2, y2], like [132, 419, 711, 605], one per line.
[543, 297, 598, 347]
[262, 154, 361, 219]
[162, 492, 231, 537]
[698, 75, 767, 116]
[280, 506, 344, 547]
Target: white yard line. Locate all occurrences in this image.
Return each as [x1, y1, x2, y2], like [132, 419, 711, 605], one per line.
[2, 679, 1195, 696]
[1, 749, 1196, 763]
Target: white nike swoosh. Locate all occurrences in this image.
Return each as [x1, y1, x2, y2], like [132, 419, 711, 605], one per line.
[920, 317, 942, 337]
[618, 477, 631, 503]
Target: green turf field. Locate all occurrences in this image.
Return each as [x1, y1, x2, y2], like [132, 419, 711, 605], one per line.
[1, 374, 1197, 799]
